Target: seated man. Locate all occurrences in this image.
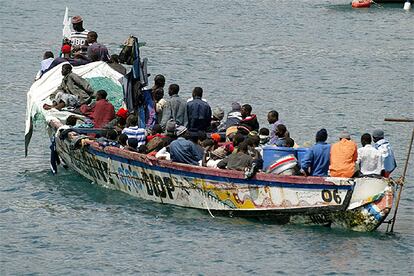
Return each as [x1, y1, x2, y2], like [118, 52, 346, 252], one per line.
[300, 129, 331, 176]
[122, 115, 146, 147]
[44, 64, 94, 110]
[357, 133, 384, 176]
[217, 142, 253, 171]
[238, 104, 259, 132]
[329, 131, 358, 178]
[46, 44, 89, 73]
[272, 124, 288, 147]
[372, 129, 397, 177]
[218, 102, 242, 132]
[87, 31, 110, 62]
[80, 90, 115, 128]
[35, 51, 54, 79]
[169, 126, 204, 165]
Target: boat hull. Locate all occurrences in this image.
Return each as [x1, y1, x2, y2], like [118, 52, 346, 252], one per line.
[54, 129, 394, 232]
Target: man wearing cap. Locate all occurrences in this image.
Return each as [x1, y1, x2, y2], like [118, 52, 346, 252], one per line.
[300, 129, 331, 176]
[329, 131, 358, 178]
[169, 126, 204, 165]
[208, 107, 224, 132]
[218, 102, 243, 132]
[372, 129, 397, 177]
[69, 15, 89, 55]
[104, 108, 128, 130]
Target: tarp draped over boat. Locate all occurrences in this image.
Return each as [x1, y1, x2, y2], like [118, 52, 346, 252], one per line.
[25, 61, 123, 156]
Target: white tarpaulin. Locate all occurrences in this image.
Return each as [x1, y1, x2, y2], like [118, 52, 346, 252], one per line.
[25, 61, 123, 156]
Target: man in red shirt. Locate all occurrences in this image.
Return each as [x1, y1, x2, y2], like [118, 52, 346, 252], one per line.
[80, 90, 115, 128]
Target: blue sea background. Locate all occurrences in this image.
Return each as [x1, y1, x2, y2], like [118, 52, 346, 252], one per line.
[0, 0, 413, 274]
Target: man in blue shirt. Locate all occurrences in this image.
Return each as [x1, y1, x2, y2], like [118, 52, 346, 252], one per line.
[169, 126, 204, 165]
[300, 129, 331, 176]
[187, 87, 212, 132]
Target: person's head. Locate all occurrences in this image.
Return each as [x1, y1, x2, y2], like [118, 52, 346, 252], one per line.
[211, 133, 221, 144]
[339, 131, 351, 141]
[276, 124, 287, 138]
[127, 138, 138, 149]
[231, 102, 241, 112]
[192, 87, 203, 98]
[372, 129, 384, 143]
[109, 54, 120, 64]
[87, 31, 98, 44]
[176, 126, 188, 137]
[154, 75, 165, 88]
[165, 119, 176, 135]
[232, 133, 245, 147]
[43, 51, 54, 59]
[202, 138, 215, 149]
[106, 129, 118, 141]
[247, 135, 260, 147]
[116, 108, 128, 120]
[315, 128, 328, 143]
[118, 117, 126, 128]
[168, 84, 180, 96]
[361, 133, 372, 147]
[213, 107, 224, 121]
[267, 110, 279, 124]
[198, 131, 207, 143]
[153, 88, 164, 102]
[152, 124, 163, 135]
[96, 90, 107, 101]
[61, 44, 71, 57]
[66, 115, 77, 126]
[259, 128, 270, 144]
[61, 64, 72, 76]
[71, 15, 84, 32]
[286, 137, 295, 148]
[241, 104, 252, 118]
[126, 114, 138, 127]
[237, 141, 249, 154]
[118, 133, 128, 146]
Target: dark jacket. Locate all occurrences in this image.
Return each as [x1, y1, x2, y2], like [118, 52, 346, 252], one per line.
[187, 97, 212, 131]
[239, 114, 259, 132]
[217, 151, 253, 171]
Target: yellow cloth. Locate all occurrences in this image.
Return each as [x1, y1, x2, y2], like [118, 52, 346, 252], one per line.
[329, 139, 358, 177]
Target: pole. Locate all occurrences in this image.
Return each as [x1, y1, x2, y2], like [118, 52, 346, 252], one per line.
[384, 117, 414, 233]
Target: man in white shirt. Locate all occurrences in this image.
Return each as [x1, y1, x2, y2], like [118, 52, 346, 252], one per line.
[357, 133, 384, 176]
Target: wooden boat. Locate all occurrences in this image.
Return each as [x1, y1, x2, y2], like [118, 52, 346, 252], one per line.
[25, 61, 396, 232]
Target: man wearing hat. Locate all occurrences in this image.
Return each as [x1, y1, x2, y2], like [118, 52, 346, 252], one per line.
[372, 129, 397, 177]
[300, 128, 331, 176]
[69, 15, 89, 55]
[329, 130, 358, 178]
[169, 126, 204, 165]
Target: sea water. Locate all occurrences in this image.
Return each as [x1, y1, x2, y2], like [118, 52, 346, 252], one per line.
[0, 0, 413, 274]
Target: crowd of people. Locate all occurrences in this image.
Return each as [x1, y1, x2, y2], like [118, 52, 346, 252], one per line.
[41, 15, 397, 179]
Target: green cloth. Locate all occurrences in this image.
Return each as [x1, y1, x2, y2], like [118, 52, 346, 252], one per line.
[87, 77, 123, 111]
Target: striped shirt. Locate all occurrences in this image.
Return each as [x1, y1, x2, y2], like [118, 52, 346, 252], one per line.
[122, 127, 146, 147]
[69, 30, 89, 54]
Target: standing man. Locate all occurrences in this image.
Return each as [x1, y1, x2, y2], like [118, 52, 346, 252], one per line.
[329, 131, 358, 178]
[187, 87, 212, 132]
[86, 31, 110, 62]
[357, 133, 384, 176]
[160, 84, 188, 128]
[300, 129, 331, 176]
[68, 15, 89, 55]
[372, 129, 397, 177]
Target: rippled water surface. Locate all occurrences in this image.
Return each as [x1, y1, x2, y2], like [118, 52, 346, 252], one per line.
[1, 0, 413, 274]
